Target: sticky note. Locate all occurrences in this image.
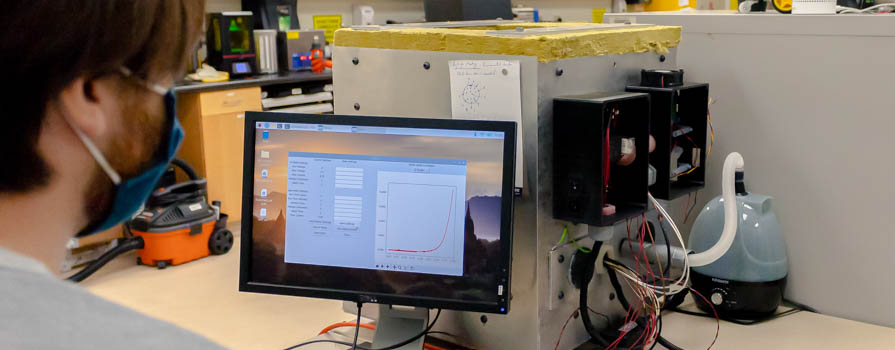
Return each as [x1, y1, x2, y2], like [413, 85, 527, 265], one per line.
[592, 8, 607, 23]
[313, 15, 343, 43]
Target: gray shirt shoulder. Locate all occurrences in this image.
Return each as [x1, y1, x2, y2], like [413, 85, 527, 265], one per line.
[0, 265, 224, 349]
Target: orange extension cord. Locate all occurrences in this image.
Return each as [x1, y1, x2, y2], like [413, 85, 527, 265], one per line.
[318, 322, 448, 350]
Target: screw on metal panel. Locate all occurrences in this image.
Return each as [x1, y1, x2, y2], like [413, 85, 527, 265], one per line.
[480, 315, 488, 324]
[423, 62, 431, 70]
[609, 293, 616, 300]
[558, 254, 565, 263]
[352, 57, 359, 65]
[354, 103, 360, 111]
[558, 291, 565, 300]
[555, 68, 563, 76]
[659, 55, 666, 62]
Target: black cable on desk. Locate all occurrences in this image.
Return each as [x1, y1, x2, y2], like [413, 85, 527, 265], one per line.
[668, 303, 807, 326]
[284, 309, 442, 350]
[351, 302, 363, 350]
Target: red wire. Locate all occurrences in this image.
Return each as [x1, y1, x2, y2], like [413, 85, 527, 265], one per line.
[553, 308, 615, 350]
[317, 322, 447, 350]
[688, 287, 720, 350]
[553, 309, 578, 350]
[603, 121, 611, 208]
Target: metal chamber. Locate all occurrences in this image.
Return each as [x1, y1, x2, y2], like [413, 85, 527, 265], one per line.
[333, 46, 678, 349]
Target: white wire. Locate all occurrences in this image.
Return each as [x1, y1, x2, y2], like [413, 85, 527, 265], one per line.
[837, 3, 895, 13]
[629, 193, 690, 296]
[615, 199, 690, 296]
[607, 262, 662, 343]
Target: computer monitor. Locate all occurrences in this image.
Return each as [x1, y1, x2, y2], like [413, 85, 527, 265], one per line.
[239, 113, 516, 317]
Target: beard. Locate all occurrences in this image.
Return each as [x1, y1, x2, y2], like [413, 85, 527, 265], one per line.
[80, 94, 168, 235]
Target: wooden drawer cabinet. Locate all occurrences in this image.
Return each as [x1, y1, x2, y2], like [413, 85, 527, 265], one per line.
[176, 87, 262, 222]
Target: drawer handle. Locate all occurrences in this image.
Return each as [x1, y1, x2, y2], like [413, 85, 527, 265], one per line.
[222, 98, 243, 107]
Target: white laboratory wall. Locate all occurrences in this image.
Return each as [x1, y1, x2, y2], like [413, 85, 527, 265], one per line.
[206, 0, 611, 27]
[608, 12, 895, 328]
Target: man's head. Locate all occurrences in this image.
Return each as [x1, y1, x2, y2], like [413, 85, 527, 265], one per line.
[1, 1, 205, 234]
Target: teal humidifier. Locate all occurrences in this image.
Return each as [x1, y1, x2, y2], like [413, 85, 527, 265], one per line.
[688, 169, 789, 319]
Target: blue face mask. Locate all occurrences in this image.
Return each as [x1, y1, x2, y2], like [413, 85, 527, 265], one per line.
[68, 76, 183, 236]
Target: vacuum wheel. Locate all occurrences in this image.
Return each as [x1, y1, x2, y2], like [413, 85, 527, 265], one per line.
[209, 229, 234, 255]
[772, 0, 792, 13]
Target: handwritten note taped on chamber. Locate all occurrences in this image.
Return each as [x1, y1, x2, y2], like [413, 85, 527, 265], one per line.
[449, 60, 523, 188]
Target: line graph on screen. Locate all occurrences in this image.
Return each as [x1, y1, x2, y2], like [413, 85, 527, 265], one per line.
[385, 183, 457, 258]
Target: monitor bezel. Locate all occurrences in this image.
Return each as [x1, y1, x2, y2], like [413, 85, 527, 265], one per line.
[239, 112, 516, 314]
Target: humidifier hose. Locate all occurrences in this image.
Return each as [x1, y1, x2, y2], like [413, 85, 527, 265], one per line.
[687, 152, 745, 267]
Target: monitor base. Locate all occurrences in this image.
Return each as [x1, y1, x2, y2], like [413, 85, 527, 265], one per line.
[373, 304, 429, 350]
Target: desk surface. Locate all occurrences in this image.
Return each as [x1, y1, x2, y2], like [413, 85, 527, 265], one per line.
[82, 232, 352, 350]
[84, 229, 895, 350]
[173, 71, 333, 94]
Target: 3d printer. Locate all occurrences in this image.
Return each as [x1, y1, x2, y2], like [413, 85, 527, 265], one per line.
[207, 12, 258, 78]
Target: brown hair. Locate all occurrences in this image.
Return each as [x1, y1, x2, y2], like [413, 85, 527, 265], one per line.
[0, 0, 206, 193]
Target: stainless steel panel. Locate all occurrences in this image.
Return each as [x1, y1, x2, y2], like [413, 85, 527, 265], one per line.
[333, 46, 678, 349]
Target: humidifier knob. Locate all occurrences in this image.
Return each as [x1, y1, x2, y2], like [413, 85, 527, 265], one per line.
[710, 290, 725, 306]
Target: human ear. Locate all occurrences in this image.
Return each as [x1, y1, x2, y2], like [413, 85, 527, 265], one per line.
[56, 77, 111, 141]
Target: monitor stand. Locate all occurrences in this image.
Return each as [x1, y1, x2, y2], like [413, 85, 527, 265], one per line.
[373, 304, 429, 350]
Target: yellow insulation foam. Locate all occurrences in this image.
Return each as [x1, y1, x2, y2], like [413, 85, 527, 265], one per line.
[334, 23, 681, 62]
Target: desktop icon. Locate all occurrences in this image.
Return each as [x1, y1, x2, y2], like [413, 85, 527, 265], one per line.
[262, 130, 269, 139]
[285, 124, 291, 130]
[259, 208, 267, 218]
[264, 122, 270, 128]
[260, 189, 268, 197]
[260, 151, 270, 159]
[261, 169, 268, 178]
[277, 123, 283, 129]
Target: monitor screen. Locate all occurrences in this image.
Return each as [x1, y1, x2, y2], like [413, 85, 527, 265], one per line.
[239, 113, 515, 314]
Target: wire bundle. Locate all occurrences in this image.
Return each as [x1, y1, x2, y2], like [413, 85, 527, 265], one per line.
[837, 3, 895, 13]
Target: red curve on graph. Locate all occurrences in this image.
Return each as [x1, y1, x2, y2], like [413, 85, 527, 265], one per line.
[387, 188, 455, 254]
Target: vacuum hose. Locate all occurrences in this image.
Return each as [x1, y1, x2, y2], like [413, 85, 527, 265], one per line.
[688, 152, 745, 267]
[67, 236, 145, 283]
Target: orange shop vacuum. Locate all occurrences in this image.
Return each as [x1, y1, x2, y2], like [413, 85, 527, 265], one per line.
[68, 159, 233, 282]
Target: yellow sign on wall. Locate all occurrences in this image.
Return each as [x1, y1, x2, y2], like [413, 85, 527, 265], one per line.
[592, 8, 607, 23]
[313, 15, 343, 43]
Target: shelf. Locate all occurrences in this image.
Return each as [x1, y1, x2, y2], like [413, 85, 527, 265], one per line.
[173, 70, 332, 94]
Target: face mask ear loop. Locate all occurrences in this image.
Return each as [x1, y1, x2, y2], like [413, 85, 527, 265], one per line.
[63, 114, 122, 185]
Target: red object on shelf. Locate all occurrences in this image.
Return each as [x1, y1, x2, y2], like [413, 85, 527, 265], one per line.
[311, 48, 332, 73]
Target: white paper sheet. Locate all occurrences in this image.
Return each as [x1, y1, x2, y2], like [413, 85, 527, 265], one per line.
[449, 60, 524, 188]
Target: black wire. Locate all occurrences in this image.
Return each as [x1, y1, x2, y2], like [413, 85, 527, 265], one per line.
[170, 158, 199, 180]
[783, 298, 818, 313]
[351, 303, 363, 350]
[604, 258, 683, 350]
[669, 302, 808, 326]
[284, 309, 442, 350]
[683, 192, 698, 224]
[578, 241, 612, 347]
[425, 331, 457, 338]
[649, 311, 662, 350]
[656, 220, 673, 277]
